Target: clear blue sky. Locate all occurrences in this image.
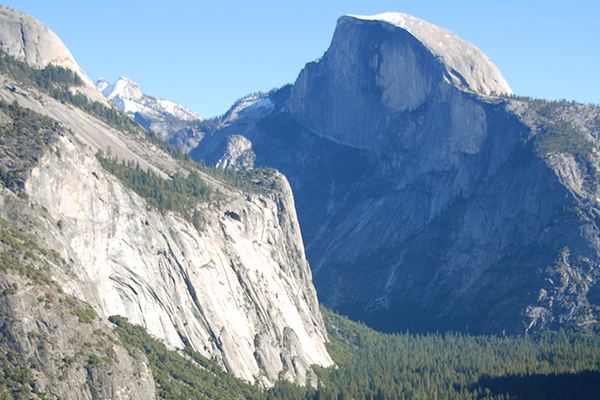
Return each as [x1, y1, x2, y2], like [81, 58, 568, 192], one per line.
[4, 0, 599, 118]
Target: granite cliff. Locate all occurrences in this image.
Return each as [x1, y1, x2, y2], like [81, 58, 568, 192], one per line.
[192, 13, 600, 335]
[0, 5, 332, 397]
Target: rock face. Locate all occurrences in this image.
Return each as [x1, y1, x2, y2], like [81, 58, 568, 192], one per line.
[192, 13, 600, 336]
[97, 77, 208, 152]
[0, 5, 77, 70]
[0, 262, 156, 399]
[0, 108, 156, 397]
[213, 134, 256, 169]
[287, 13, 512, 151]
[20, 130, 331, 385]
[348, 13, 512, 96]
[0, 5, 108, 105]
[0, 6, 333, 394]
[191, 94, 273, 168]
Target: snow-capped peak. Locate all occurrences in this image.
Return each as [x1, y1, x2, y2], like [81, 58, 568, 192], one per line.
[97, 76, 143, 102]
[96, 77, 109, 93]
[95, 77, 203, 121]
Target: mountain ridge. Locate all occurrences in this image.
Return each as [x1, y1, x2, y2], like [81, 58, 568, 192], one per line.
[0, 5, 109, 106]
[96, 76, 203, 121]
[96, 76, 211, 152]
[190, 12, 600, 336]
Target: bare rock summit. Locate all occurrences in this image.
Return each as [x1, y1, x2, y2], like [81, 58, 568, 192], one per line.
[287, 12, 512, 150]
[0, 5, 109, 104]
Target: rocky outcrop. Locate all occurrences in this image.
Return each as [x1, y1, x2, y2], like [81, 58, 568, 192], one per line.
[214, 134, 256, 169]
[0, 256, 156, 399]
[191, 94, 274, 167]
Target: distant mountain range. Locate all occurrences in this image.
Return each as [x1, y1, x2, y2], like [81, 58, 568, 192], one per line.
[96, 77, 203, 121]
[96, 76, 213, 152]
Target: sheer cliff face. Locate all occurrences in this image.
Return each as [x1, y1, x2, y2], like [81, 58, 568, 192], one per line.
[20, 130, 330, 385]
[282, 14, 599, 336]
[0, 89, 332, 388]
[0, 6, 332, 391]
[193, 13, 600, 336]
[287, 14, 511, 151]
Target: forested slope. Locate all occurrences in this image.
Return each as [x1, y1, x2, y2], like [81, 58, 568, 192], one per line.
[108, 308, 600, 400]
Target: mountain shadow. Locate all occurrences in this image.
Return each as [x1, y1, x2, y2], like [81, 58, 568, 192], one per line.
[471, 370, 600, 400]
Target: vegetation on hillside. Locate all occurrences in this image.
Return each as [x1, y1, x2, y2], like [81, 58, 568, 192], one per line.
[534, 120, 594, 159]
[523, 98, 596, 159]
[0, 351, 46, 400]
[143, 127, 280, 194]
[95, 152, 212, 230]
[0, 53, 139, 133]
[499, 96, 600, 193]
[0, 216, 103, 400]
[503, 94, 599, 109]
[96, 151, 281, 231]
[109, 306, 600, 400]
[0, 217, 63, 287]
[160, 112, 222, 134]
[0, 99, 61, 194]
[308, 308, 600, 400]
[528, 102, 600, 193]
[0, 51, 279, 235]
[202, 164, 279, 194]
[109, 315, 263, 400]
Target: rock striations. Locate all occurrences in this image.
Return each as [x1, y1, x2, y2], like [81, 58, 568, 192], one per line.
[192, 13, 600, 336]
[0, 5, 332, 396]
[3, 6, 600, 397]
[21, 134, 331, 386]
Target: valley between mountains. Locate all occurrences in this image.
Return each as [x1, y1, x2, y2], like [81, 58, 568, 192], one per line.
[0, 4, 599, 400]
